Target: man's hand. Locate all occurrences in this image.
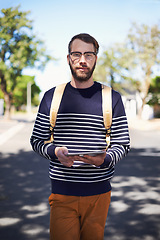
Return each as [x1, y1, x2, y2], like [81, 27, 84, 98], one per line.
[55, 147, 74, 167]
[71, 151, 106, 167]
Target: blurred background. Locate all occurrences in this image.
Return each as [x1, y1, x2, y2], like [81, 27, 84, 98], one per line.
[0, 0, 160, 119]
[0, 0, 160, 240]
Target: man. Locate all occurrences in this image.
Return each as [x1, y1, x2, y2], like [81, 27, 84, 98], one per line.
[30, 33, 130, 240]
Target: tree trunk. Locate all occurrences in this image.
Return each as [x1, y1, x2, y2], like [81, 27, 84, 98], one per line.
[138, 70, 151, 118]
[0, 73, 12, 120]
[4, 92, 12, 120]
[138, 97, 146, 118]
[0, 71, 12, 120]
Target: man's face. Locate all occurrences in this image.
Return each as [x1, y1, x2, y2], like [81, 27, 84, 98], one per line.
[67, 39, 97, 82]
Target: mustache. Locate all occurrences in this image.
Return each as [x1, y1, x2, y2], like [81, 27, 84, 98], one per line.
[76, 64, 88, 69]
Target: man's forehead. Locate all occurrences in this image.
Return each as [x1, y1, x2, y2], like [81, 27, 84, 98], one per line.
[71, 39, 95, 52]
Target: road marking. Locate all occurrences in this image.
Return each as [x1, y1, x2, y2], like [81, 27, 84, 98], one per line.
[0, 123, 25, 146]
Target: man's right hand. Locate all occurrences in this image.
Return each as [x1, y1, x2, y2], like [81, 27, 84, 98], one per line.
[55, 147, 74, 167]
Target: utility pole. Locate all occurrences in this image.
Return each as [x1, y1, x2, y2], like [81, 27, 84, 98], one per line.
[27, 82, 32, 113]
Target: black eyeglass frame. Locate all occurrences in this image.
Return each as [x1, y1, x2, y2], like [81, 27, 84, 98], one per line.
[69, 51, 97, 61]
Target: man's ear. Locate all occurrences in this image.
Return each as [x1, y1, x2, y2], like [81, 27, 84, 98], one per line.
[67, 54, 70, 64]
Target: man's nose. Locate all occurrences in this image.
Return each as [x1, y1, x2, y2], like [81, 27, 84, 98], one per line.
[79, 54, 86, 63]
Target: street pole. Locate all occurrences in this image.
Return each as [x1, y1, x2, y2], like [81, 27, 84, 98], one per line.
[27, 82, 32, 113]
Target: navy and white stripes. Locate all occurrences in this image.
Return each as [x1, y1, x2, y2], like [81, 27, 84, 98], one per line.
[54, 113, 107, 155]
[30, 82, 130, 196]
[49, 161, 115, 183]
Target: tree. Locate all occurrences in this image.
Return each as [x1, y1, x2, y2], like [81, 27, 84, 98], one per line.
[94, 22, 160, 117]
[147, 76, 160, 117]
[94, 47, 119, 87]
[94, 44, 136, 93]
[126, 22, 160, 115]
[0, 75, 40, 111]
[147, 76, 160, 105]
[0, 6, 53, 118]
[13, 75, 41, 110]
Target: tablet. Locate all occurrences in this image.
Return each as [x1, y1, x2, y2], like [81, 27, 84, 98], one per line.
[66, 150, 105, 157]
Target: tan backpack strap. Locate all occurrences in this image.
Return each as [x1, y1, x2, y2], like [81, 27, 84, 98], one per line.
[50, 83, 67, 127]
[101, 84, 112, 148]
[44, 82, 67, 144]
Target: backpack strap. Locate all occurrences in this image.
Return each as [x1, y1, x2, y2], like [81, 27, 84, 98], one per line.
[45, 82, 112, 148]
[101, 84, 112, 148]
[44, 82, 67, 144]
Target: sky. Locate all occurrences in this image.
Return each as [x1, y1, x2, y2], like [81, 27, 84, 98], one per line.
[0, 0, 160, 96]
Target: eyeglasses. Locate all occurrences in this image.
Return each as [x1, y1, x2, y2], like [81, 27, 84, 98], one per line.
[69, 51, 96, 62]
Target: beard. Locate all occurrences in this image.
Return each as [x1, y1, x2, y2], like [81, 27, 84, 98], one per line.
[69, 61, 96, 82]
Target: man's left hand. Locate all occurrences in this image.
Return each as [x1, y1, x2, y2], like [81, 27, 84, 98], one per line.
[68, 151, 106, 167]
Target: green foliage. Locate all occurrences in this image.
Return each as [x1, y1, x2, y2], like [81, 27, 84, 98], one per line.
[149, 76, 160, 93]
[0, 5, 51, 73]
[0, 74, 41, 110]
[94, 22, 160, 113]
[94, 44, 136, 93]
[13, 75, 41, 109]
[147, 76, 160, 105]
[0, 5, 53, 116]
[126, 22, 160, 96]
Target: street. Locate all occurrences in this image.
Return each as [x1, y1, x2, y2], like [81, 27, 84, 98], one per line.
[105, 127, 160, 240]
[0, 117, 160, 240]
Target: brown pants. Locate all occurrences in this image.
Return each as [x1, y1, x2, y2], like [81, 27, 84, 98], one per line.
[48, 191, 111, 240]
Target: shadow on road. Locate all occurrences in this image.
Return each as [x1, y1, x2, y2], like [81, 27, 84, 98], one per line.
[0, 147, 160, 240]
[0, 150, 51, 240]
[105, 147, 160, 240]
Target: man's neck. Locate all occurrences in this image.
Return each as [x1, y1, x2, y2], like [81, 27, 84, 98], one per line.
[70, 77, 94, 89]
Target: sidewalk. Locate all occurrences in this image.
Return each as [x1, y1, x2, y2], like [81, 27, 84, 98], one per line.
[0, 113, 36, 146]
[128, 117, 160, 131]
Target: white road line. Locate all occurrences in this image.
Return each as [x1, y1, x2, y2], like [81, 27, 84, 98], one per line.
[0, 123, 25, 146]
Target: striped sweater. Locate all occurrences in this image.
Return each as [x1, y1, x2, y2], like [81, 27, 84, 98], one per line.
[30, 82, 130, 196]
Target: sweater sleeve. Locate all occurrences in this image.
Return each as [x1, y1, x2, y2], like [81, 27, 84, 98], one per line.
[101, 90, 130, 168]
[30, 89, 57, 160]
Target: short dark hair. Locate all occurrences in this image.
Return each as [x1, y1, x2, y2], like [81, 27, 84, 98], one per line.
[68, 33, 99, 55]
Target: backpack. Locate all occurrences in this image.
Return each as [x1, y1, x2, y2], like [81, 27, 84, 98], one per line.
[45, 82, 112, 149]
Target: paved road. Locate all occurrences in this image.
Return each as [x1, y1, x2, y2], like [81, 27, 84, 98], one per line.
[0, 117, 160, 240]
[105, 127, 160, 240]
